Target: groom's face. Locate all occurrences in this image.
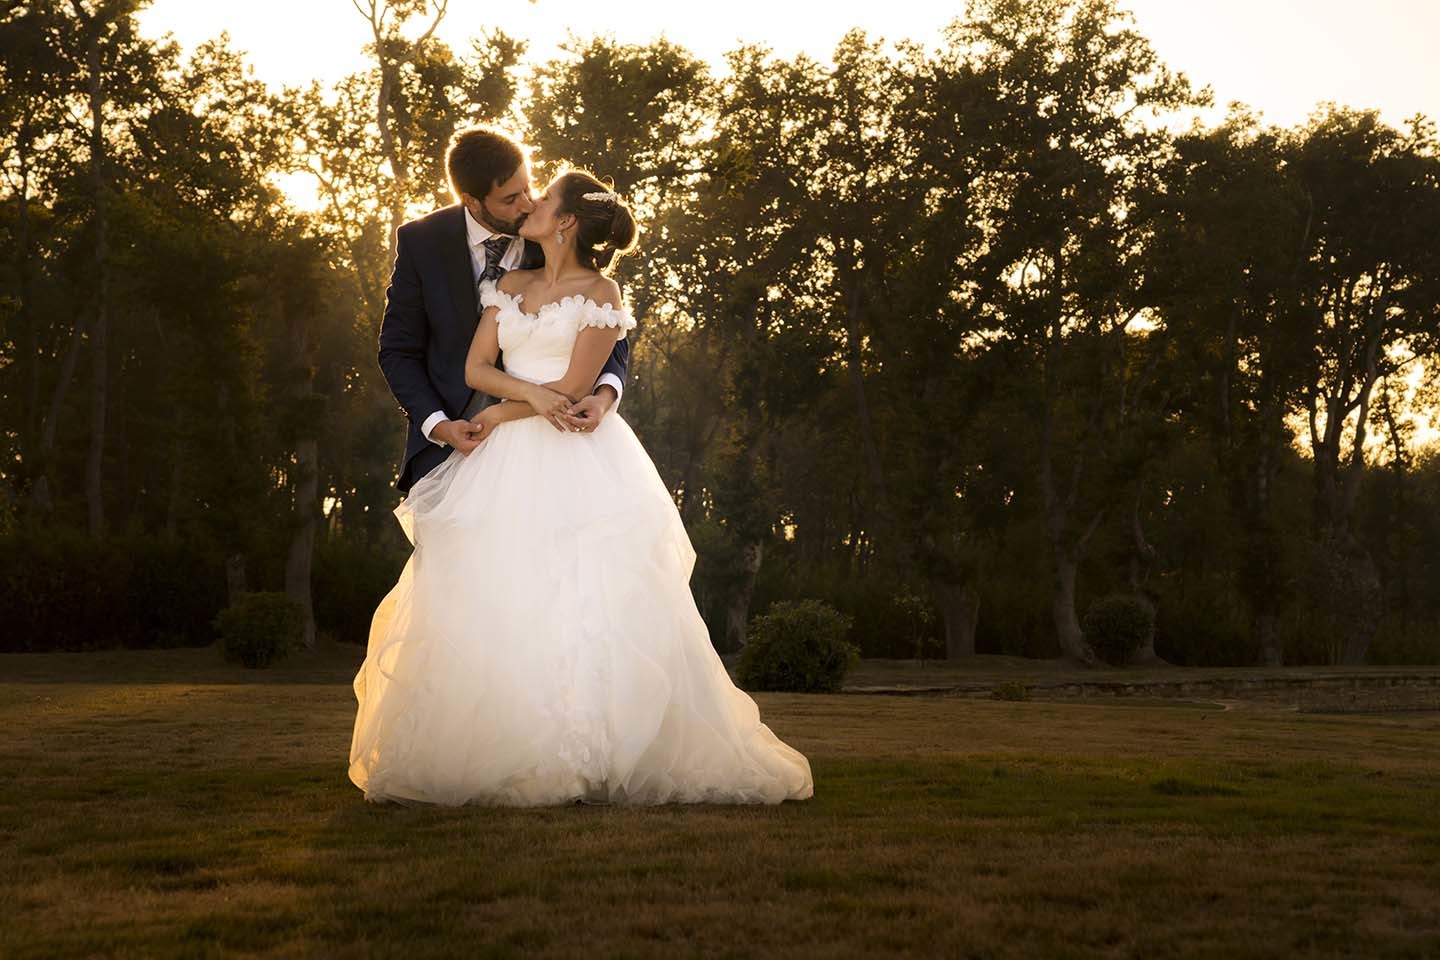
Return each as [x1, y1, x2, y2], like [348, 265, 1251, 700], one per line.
[473, 165, 535, 236]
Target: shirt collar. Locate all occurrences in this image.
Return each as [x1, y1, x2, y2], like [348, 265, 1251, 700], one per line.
[464, 205, 514, 248]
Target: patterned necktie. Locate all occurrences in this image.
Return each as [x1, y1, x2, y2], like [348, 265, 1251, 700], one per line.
[467, 234, 512, 417]
[478, 235, 513, 286]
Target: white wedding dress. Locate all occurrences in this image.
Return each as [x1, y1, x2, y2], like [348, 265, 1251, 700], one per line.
[348, 280, 814, 807]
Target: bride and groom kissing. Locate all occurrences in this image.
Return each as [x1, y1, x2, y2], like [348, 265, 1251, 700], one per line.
[347, 126, 814, 808]
[378, 126, 633, 494]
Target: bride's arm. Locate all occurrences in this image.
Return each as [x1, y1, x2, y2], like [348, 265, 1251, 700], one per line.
[481, 398, 537, 425]
[542, 325, 624, 403]
[465, 305, 573, 429]
[542, 280, 628, 401]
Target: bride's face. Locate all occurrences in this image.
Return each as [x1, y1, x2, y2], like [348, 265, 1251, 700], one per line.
[519, 181, 575, 242]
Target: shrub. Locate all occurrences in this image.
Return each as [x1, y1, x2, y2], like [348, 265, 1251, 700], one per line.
[1082, 593, 1156, 666]
[736, 599, 859, 693]
[0, 530, 224, 652]
[992, 680, 1030, 701]
[1367, 616, 1440, 665]
[1152, 580, 1253, 666]
[122, 540, 227, 648]
[739, 558, 947, 659]
[312, 537, 406, 644]
[215, 592, 304, 668]
[0, 529, 123, 652]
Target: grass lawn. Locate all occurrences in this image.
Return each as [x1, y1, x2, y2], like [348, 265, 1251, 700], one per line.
[2, 646, 1438, 959]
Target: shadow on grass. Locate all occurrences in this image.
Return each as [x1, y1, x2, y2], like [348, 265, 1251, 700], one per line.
[3, 676, 1439, 958]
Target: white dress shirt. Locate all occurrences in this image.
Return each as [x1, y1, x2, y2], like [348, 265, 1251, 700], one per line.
[423, 207, 626, 446]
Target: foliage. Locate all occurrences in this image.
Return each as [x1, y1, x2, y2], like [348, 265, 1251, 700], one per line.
[991, 681, 1030, 701]
[1, 1, 1439, 667]
[0, 529, 226, 652]
[736, 600, 860, 693]
[1081, 593, 1156, 667]
[215, 591, 304, 668]
[311, 536, 407, 644]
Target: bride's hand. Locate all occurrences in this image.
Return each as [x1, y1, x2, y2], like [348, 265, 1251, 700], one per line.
[526, 384, 574, 432]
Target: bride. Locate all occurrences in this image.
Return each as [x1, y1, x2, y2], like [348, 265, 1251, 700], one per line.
[348, 168, 815, 807]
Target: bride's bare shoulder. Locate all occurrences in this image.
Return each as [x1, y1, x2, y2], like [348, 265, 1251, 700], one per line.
[584, 274, 623, 309]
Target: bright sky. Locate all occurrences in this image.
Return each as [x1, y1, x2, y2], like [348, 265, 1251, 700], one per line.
[138, 0, 1440, 131]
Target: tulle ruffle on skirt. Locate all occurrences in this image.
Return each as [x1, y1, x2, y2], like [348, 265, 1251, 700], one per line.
[348, 412, 814, 807]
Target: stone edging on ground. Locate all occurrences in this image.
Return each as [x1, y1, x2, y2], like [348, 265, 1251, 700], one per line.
[844, 672, 1440, 712]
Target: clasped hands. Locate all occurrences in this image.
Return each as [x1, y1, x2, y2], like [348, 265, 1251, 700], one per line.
[434, 384, 615, 456]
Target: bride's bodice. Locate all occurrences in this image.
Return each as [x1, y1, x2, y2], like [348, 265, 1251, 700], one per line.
[479, 280, 636, 384]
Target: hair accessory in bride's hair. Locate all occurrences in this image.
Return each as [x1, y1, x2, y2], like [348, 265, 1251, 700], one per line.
[582, 190, 619, 203]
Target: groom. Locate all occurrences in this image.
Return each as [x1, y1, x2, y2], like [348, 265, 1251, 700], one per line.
[378, 126, 631, 494]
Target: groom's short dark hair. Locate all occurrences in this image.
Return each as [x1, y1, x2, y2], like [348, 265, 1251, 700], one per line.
[446, 126, 526, 202]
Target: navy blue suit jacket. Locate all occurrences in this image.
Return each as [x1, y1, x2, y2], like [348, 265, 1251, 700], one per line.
[378, 204, 631, 493]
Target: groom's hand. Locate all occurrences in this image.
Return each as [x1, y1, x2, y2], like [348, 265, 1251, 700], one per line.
[563, 385, 617, 433]
[432, 418, 484, 455]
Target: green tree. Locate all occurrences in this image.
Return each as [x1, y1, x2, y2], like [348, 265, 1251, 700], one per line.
[938, 0, 1203, 664]
[1146, 109, 1313, 664]
[1289, 107, 1440, 663]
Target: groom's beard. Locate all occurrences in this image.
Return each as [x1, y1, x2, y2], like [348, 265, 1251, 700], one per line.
[481, 208, 526, 237]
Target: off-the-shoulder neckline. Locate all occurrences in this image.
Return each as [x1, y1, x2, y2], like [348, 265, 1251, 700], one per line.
[486, 284, 626, 321]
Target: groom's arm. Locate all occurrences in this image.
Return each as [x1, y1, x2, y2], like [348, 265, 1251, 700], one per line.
[378, 225, 448, 435]
[592, 336, 630, 409]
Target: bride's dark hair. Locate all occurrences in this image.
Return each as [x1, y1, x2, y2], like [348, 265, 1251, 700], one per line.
[554, 169, 638, 274]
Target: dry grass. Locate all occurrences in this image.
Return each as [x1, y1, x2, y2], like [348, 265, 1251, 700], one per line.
[1, 646, 1437, 959]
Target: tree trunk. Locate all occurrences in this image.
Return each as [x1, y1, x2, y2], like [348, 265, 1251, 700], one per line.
[372, 40, 410, 266]
[1125, 491, 1170, 667]
[225, 554, 248, 603]
[1127, 488, 1158, 592]
[1257, 611, 1282, 668]
[83, 20, 110, 538]
[1339, 539, 1381, 666]
[85, 301, 108, 536]
[1039, 422, 1102, 666]
[360, 0, 445, 267]
[936, 582, 979, 659]
[1036, 249, 1102, 667]
[1125, 593, 1167, 666]
[1310, 464, 1382, 665]
[722, 540, 764, 652]
[1052, 551, 1100, 666]
[14, 130, 39, 468]
[285, 437, 319, 649]
[1130, 624, 1161, 665]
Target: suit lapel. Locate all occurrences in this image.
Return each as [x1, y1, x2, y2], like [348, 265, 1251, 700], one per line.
[442, 205, 478, 329]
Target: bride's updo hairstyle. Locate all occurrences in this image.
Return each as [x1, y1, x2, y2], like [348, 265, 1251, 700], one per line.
[554, 169, 638, 274]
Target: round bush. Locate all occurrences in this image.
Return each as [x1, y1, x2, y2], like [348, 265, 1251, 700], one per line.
[1082, 593, 1156, 666]
[736, 599, 859, 693]
[991, 680, 1030, 701]
[215, 592, 304, 668]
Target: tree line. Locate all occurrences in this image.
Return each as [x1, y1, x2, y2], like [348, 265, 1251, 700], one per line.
[2, 0, 1437, 665]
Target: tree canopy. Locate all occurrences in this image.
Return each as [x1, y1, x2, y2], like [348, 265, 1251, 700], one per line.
[3, 0, 1438, 666]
